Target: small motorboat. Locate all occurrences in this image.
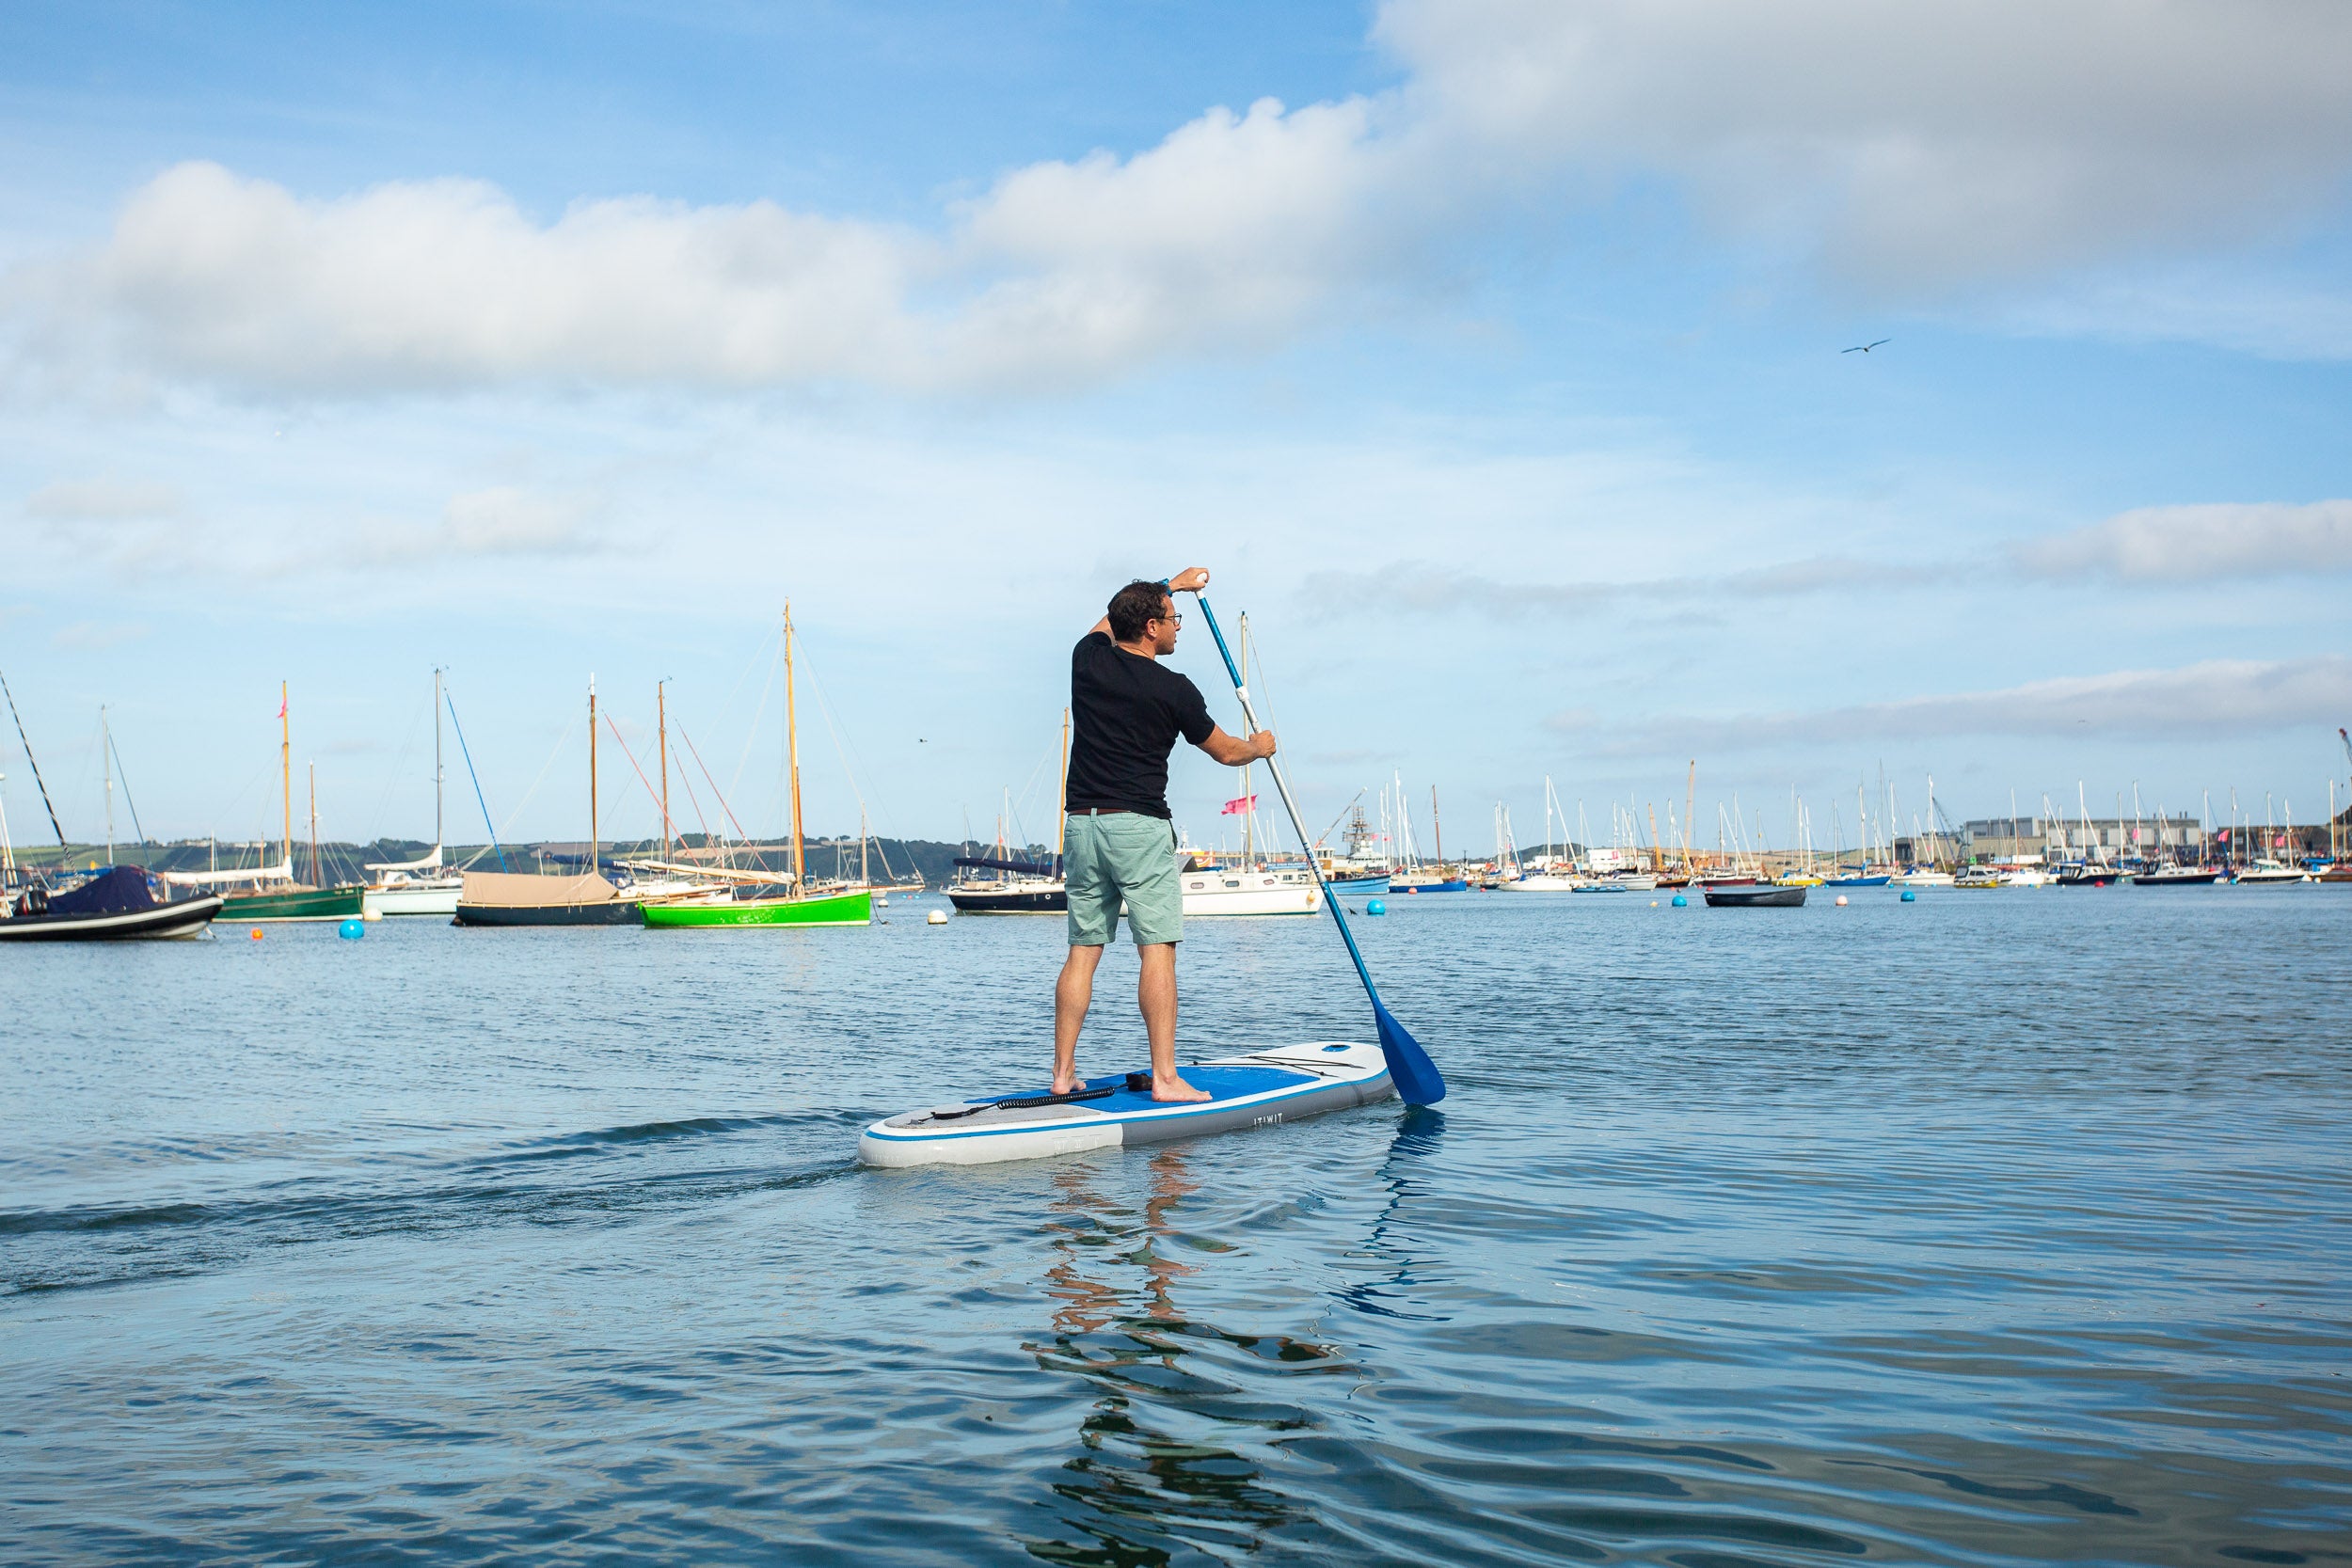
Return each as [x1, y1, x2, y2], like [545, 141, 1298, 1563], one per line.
[1702, 882, 1807, 908]
[0, 866, 223, 941]
[2135, 864, 2221, 887]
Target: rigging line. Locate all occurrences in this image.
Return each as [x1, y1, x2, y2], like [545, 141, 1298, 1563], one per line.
[602, 714, 669, 826]
[676, 722, 755, 848]
[443, 690, 511, 873]
[0, 671, 67, 846]
[669, 734, 716, 847]
[492, 716, 577, 850]
[793, 638, 917, 855]
[727, 628, 785, 812]
[359, 688, 428, 849]
[107, 725, 149, 847]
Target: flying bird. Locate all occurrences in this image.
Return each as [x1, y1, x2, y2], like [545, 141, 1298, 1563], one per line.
[1842, 339, 1891, 354]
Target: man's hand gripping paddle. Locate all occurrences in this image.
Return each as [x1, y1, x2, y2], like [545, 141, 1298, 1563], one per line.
[1188, 594, 1446, 1105]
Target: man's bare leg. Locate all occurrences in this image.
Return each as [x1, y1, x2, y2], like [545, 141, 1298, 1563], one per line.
[1138, 942, 1211, 1102]
[1053, 944, 1104, 1094]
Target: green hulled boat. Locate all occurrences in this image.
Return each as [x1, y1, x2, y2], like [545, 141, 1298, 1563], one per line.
[643, 889, 871, 928]
[219, 884, 368, 923]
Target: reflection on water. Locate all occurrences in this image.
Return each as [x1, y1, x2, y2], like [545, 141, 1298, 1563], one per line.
[1337, 1105, 1449, 1323]
[1028, 1147, 1330, 1565]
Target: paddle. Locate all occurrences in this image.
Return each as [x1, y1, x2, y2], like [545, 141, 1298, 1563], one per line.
[1187, 594, 1446, 1105]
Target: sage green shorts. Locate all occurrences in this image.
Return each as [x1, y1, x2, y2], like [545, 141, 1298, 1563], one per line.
[1065, 812, 1183, 946]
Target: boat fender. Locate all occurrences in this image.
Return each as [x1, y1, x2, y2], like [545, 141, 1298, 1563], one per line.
[18, 885, 49, 916]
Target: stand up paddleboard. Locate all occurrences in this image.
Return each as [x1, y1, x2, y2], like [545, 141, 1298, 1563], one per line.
[857, 1041, 1392, 1168]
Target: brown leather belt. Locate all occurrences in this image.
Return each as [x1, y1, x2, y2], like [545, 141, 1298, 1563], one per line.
[1068, 806, 1131, 816]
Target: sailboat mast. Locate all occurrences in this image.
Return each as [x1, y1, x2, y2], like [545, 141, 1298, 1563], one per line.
[784, 603, 805, 892]
[433, 668, 444, 850]
[658, 680, 671, 860]
[280, 682, 292, 881]
[588, 674, 598, 874]
[1432, 785, 1443, 868]
[308, 762, 319, 888]
[1239, 613, 1253, 867]
[1057, 706, 1070, 865]
[102, 705, 114, 866]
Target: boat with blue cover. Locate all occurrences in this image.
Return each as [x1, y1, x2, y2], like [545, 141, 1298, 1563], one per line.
[1, 865, 223, 941]
[857, 1041, 1393, 1167]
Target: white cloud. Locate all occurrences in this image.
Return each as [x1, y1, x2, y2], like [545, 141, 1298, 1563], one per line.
[1311, 555, 1950, 617]
[24, 479, 182, 520]
[2014, 499, 2352, 582]
[1557, 655, 2352, 752]
[8, 99, 1400, 397]
[51, 619, 151, 650]
[1381, 0, 2352, 291]
[9, 4, 2344, 396]
[358, 485, 602, 564]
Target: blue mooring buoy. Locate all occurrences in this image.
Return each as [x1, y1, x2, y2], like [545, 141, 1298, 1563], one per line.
[1900, 890, 1916, 902]
[1366, 899, 1387, 915]
[338, 918, 364, 940]
[1671, 894, 1688, 907]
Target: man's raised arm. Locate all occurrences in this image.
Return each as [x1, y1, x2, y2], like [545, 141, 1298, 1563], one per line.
[1196, 724, 1276, 765]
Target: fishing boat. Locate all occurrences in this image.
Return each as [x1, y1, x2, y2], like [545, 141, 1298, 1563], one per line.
[644, 602, 873, 932]
[1703, 882, 1806, 907]
[858, 1040, 1391, 1167]
[364, 672, 465, 917]
[1315, 801, 1392, 895]
[0, 866, 223, 941]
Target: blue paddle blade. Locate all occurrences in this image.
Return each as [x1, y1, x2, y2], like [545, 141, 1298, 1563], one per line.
[1372, 995, 1446, 1105]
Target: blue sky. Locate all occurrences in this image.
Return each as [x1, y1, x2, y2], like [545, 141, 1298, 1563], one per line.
[3, 0, 2348, 857]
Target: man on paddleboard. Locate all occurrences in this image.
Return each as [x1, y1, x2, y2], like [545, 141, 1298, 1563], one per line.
[1055, 569, 1276, 1103]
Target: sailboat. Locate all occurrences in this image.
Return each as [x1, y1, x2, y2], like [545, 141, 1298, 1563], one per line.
[1168, 615, 1321, 918]
[454, 675, 644, 926]
[644, 603, 872, 929]
[169, 685, 367, 921]
[363, 671, 466, 916]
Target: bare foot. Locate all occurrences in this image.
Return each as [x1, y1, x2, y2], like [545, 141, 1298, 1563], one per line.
[1051, 1076, 1081, 1096]
[1152, 1074, 1213, 1104]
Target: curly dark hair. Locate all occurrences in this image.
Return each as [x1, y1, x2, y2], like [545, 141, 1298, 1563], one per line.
[1106, 579, 1172, 642]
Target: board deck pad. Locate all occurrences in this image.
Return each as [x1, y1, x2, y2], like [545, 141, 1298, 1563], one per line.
[857, 1042, 1393, 1167]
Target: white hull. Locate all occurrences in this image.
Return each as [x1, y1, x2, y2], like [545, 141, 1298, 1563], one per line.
[1893, 870, 1955, 887]
[364, 880, 463, 917]
[1179, 866, 1322, 916]
[1500, 873, 1581, 891]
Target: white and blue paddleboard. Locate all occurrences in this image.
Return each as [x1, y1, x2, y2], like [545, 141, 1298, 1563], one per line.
[856, 1041, 1393, 1168]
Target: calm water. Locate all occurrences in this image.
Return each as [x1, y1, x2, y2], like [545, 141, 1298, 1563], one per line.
[4, 887, 2348, 1565]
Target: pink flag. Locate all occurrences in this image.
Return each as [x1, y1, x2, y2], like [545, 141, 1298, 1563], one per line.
[1221, 794, 1257, 816]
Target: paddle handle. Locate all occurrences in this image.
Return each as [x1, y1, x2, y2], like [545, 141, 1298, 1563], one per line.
[1191, 595, 1384, 1003]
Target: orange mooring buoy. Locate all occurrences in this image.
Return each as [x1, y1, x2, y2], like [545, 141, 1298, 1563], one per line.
[249, 928, 264, 941]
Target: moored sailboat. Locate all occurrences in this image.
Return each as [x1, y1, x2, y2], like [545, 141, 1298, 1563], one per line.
[644, 603, 872, 930]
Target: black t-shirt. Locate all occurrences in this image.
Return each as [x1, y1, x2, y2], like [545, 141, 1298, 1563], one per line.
[1065, 632, 1216, 818]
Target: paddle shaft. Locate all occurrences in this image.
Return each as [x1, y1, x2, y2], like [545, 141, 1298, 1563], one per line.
[1188, 595, 1385, 1004]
